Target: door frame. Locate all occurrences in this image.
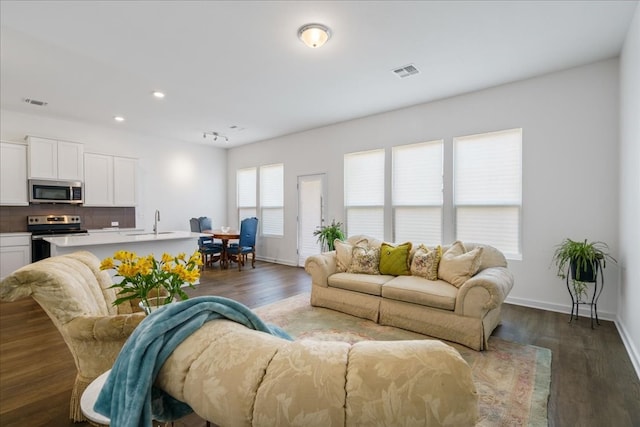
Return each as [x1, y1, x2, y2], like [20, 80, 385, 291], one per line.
[297, 173, 327, 267]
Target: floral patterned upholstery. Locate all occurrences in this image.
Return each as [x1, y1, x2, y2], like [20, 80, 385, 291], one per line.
[157, 320, 479, 426]
[0, 251, 145, 421]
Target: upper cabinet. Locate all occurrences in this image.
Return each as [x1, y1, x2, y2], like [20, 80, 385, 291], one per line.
[0, 142, 28, 206]
[84, 153, 137, 207]
[113, 156, 137, 206]
[27, 136, 83, 181]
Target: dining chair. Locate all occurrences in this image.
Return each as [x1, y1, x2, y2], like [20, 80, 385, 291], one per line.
[226, 217, 259, 271]
[198, 236, 223, 270]
[189, 217, 201, 232]
[190, 217, 223, 269]
[198, 216, 213, 232]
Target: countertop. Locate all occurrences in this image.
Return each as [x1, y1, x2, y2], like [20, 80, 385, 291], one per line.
[43, 231, 202, 247]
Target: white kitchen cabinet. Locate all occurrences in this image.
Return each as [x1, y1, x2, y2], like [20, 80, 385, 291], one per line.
[0, 233, 31, 280]
[84, 153, 114, 206]
[27, 136, 83, 180]
[0, 142, 28, 205]
[84, 153, 137, 207]
[113, 156, 137, 206]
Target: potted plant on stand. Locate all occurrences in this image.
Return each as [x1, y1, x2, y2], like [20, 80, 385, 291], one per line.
[313, 219, 346, 252]
[100, 250, 202, 314]
[552, 238, 617, 327]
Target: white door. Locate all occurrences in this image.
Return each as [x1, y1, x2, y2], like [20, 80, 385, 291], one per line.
[297, 174, 327, 266]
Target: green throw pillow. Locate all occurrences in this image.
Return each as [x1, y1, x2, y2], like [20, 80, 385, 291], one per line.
[379, 242, 412, 276]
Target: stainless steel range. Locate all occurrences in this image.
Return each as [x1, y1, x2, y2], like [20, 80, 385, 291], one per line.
[28, 215, 88, 261]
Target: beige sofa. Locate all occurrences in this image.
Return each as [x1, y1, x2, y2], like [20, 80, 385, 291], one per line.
[157, 319, 479, 427]
[305, 235, 514, 350]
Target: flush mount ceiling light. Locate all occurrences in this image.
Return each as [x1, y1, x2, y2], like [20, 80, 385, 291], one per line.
[298, 23, 331, 48]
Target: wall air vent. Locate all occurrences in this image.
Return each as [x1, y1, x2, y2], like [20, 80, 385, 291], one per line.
[392, 64, 420, 78]
[23, 98, 48, 107]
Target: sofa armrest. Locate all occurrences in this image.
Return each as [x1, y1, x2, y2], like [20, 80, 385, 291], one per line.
[454, 267, 514, 318]
[64, 313, 146, 341]
[304, 252, 337, 287]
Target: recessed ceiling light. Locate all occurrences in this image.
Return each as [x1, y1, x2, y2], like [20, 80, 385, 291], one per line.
[114, 116, 125, 122]
[152, 91, 165, 99]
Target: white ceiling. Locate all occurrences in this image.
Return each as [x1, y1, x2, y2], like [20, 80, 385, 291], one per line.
[1, 1, 637, 148]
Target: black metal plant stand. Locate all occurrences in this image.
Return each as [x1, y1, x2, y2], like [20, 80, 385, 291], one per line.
[566, 263, 604, 329]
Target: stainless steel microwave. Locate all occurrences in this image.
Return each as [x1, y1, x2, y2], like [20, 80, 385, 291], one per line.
[29, 179, 83, 204]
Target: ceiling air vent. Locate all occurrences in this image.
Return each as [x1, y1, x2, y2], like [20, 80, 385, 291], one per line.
[23, 98, 48, 107]
[392, 64, 420, 79]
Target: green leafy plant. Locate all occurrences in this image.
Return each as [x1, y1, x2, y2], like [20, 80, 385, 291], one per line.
[313, 219, 346, 251]
[552, 238, 616, 300]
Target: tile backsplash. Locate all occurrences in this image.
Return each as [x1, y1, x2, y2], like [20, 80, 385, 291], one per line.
[0, 205, 135, 232]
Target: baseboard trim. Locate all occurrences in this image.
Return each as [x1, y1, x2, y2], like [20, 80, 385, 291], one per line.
[615, 317, 640, 380]
[504, 296, 617, 321]
[255, 256, 298, 267]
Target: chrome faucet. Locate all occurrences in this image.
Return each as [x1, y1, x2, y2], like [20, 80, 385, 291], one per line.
[153, 210, 160, 235]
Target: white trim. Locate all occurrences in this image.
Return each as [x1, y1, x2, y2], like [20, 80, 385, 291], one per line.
[504, 296, 617, 321]
[615, 316, 640, 381]
[254, 255, 298, 267]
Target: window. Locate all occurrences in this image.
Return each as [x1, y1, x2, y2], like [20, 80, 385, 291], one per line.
[260, 163, 284, 236]
[237, 167, 256, 225]
[453, 128, 522, 256]
[392, 140, 443, 244]
[344, 149, 384, 239]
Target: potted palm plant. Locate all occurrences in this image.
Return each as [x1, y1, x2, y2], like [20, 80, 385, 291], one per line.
[552, 238, 617, 300]
[313, 219, 346, 251]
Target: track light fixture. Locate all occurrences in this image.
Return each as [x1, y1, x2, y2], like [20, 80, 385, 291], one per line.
[202, 131, 229, 142]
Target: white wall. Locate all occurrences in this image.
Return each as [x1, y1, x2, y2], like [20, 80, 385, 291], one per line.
[619, 4, 640, 377]
[227, 59, 621, 318]
[0, 110, 228, 232]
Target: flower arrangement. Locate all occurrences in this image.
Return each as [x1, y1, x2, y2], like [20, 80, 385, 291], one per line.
[100, 250, 202, 311]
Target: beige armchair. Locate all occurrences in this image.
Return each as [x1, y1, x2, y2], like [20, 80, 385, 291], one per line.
[0, 251, 145, 422]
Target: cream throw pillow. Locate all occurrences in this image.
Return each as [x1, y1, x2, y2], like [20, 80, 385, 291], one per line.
[335, 238, 368, 273]
[410, 244, 442, 280]
[348, 246, 381, 275]
[438, 241, 484, 288]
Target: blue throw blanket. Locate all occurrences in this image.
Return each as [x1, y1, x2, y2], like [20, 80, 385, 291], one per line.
[94, 296, 292, 427]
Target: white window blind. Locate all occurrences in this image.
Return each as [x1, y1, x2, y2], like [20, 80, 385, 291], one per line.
[453, 128, 522, 256]
[237, 168, 257, 225]
[392, 141, 443, 244]
[260, 163, 284, 236]
[344, 149, 384, 239]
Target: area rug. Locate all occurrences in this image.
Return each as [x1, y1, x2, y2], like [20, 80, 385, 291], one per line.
[254, 293, 551, 427]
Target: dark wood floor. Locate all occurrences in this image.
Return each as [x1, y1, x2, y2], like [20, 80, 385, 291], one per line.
[1, 261, 638, 426]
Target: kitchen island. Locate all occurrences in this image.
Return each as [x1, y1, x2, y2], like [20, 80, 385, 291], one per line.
[44, 231, 202, 261]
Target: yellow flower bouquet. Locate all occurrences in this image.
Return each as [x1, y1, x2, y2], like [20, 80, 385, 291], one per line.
[100, 250, 202, 312]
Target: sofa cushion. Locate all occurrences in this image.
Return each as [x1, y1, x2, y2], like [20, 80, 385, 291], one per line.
[410, 244, 442, 280]
[382, 276, 457, 311]
[438, 241, 484, 288]
[348, 246, 381, 275]
[328, 272, 393, 296]
[379, 242, 412, 276]
[335, 238, 369, 272]
[465, 242, 508, 270]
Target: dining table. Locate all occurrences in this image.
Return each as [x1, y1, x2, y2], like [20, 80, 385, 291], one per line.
[204, 229, 240, 269]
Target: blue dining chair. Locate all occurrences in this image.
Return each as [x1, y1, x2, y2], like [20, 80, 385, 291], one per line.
[189, 217, 222, 269]
[198, 236, 223, 270]
[226, 217, 258, 271]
